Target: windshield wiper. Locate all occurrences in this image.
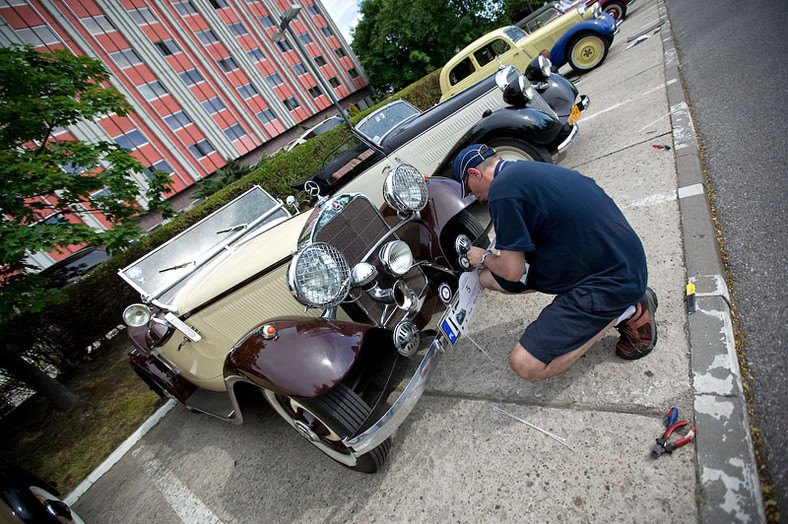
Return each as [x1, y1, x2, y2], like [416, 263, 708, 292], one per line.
[159, 260, 194, 273]
[215, 223, 247, 234]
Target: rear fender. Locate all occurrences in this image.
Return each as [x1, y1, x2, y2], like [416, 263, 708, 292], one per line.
[432, 107, 562, 177]
[224, 317, 384, 398]
[550, 15, 616, 66]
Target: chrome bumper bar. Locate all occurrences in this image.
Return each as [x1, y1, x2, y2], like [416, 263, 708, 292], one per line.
[556, 123, 579, 153]
[342, 333, 448, 454]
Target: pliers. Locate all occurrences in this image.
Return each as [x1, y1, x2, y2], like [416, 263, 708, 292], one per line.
[651, 407, 696, 459]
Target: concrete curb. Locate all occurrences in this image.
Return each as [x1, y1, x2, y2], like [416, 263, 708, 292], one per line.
[658, 1, 765, 521]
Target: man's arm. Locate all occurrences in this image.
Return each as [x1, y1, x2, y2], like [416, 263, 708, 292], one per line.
[468, 246, 526, 282]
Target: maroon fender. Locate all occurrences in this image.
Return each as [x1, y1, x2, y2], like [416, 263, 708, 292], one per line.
[421, 176, 475, 232]
[130, 349, 197, 403]
[224, 316, 379, 398]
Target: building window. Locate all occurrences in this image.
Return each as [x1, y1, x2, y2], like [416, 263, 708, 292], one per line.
[348, 67, 359, 78]
[173, 1, 197, 16]
[216, 57, 238, 72]
[307, 86, 322, 98]
[291, 63, 307, 76]
[153, 39, 181, 56]
[298, 33, 313, 45]
[109, 49, 142, 69]
[305, 4, 319, 16]
[143, 160, 174, 179]
[163, 111, 193, 131]
[228, 22, 248, 36]
[178, 68, 205, 86]
[201, 96, 227, 114]
[196, 29, 219, 44]
[276, 40, 292, 52]
[258, 15, 275, 28]
[223, 123, 246, 141]
[209, 0, 228, 8]
[314, 55, 327, 67]
[137, 80, 168, 100]
[247, 48, 265, 62]
[80, 15, 117, 35]
[256, 109, 276, 125]
[113, 130, 148, 150]
[264, 73, 283, 87]
[335, 47, 347, 58]
[321, 26, 333, 38]
[189, 139, 215, 159]
[282, 97, 300, 111]
[328, 77, 341, 88]
[15, 26, 60, 46]
[237, 83, 258, 99]
[128, 7, 158, 25]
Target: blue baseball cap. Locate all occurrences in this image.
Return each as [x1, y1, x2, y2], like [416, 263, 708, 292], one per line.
[453, 144, 495, 195]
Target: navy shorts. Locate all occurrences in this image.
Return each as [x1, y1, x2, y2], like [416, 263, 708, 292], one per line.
[492, 272, 635, 364]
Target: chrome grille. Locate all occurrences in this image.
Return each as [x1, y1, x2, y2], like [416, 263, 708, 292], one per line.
[313, 196, 428, 327]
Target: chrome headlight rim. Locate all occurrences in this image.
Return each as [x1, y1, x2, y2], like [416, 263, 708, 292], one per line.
[383, 164, 429, 213]
[518, 76, 535, 101]
[123, 303, 152, 327]
[538, 55, 552, 78]
[288, 242, 351, 309]
[379, 240, 414, 276]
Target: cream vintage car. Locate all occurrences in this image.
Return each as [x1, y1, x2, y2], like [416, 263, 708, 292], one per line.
[118, 68, 586, 472]
[440, 3, 616, 101]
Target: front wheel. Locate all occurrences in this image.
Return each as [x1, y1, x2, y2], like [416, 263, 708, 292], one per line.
[568, 33, 609, 73]
[263, 383, 390, 473]
[603, 0, 626, 21]
[486, 137, 552, 164]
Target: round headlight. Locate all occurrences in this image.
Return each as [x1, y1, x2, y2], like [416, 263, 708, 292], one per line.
[123, 304, 152, 327]
[518, 76, 535, 101]
[383, 164, 428, 213]
[288, 242, 351, 308]
[379, 240, 413, 276]
[538, 55, 552, 78]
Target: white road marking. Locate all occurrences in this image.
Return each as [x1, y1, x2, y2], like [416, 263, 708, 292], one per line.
[65, 399, 177, 506]
[627, 191, 677, 208]
[580, 79, 678, 122]
[678, 183, 705, 199]
[132, 446, 226, 524]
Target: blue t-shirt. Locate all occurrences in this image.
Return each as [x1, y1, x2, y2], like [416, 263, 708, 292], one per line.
[489, 160, 647, 312]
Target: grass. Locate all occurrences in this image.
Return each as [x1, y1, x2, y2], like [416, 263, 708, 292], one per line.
[0, 333, 164, 495]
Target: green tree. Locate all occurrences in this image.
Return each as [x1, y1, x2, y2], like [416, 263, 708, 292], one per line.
[351, 0, 507, 93]
[0, 45, 172, 409]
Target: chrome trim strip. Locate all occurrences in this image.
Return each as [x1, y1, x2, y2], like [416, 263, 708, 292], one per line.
[342, 333, 447, 454]
[556, 124, 579, 153]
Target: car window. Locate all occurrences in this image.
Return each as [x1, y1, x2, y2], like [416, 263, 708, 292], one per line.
[503, 26, 528, 43]
[449, 57, 475, 86]
[355, 100, 420, 144]
[523, 8, 561, 32]
[473, 39, 511, 67]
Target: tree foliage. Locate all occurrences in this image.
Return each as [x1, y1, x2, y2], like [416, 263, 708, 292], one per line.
[351, 0, 546, 94]
[0, 45, 172, 321]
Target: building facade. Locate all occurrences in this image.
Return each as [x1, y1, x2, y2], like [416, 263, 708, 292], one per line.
[0, 0, 371, 269]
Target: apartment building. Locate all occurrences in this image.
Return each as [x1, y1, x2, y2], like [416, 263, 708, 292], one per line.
[0, 0, 372, 269]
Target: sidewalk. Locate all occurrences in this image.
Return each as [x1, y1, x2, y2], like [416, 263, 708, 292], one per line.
[69, 1, 765, 522]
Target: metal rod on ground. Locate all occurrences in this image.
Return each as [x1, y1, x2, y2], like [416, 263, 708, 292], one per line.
[489, 403, 574, 451]
[464, 333, 494, 362]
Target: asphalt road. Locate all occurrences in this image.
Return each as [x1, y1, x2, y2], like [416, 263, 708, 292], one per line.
[664, 0, 788, 516]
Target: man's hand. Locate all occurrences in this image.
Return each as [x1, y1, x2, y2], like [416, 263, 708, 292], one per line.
[469, 247, 527, 282]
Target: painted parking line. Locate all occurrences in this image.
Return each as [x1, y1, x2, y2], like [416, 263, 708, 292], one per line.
[580, 79, 678, 122]
[133, 446, 226, 524]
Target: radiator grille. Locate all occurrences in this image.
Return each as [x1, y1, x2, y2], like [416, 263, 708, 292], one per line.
[314, 196, 427, 327]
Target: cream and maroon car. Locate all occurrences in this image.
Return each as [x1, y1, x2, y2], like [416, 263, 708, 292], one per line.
[118, 67, 586, 472]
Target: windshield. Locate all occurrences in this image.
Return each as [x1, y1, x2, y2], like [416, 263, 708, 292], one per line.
[503, 26, 528, 42]
[120, 186, 290, 298]
[355, 100, 421, 144]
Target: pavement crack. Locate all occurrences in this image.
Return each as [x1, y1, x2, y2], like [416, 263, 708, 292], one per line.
[566, 131, 673, 171]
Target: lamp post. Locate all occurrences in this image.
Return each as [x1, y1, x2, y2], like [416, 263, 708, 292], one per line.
[273, 5, 353, 130]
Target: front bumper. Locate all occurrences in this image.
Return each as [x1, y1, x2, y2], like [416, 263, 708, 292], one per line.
[342, 331, 448, 454]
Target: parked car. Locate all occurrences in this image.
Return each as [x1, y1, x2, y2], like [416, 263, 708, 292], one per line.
[561, 0, 635, 21]
[283, 115, 344, 152]
[440, 4, 615, 101]
[0, 467, 84, 523]
[354, 99, 421, 145]
[39, 246, 110, 289]
[118, 68, 588, 473]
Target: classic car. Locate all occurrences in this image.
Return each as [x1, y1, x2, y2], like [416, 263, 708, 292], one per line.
[561, 0, 635, 21]
[354, 99, 421, 145]
[0, 467, 84, 523]
[282, 115, 344, 152]
[440, 4, 615, 101]
[119, 68, 583, 472]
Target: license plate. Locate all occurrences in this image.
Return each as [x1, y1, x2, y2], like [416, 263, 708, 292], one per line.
[568, 104, 581, 125]
[439, 269, 483, 345]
